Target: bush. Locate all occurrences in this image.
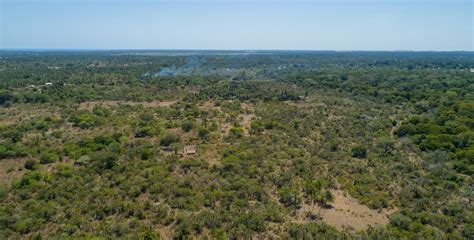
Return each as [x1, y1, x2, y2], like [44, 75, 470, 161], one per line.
[0, 146, 7, 159]
[351, 145, 367, 158]
[198, 128, 210, 140]
[160, 134, 180, 146]
[278, 187, 301, 209]
[0, 143, 27, 159]
[13, 218, 37, 234]
[250, 120, 263, 134]
[139, 113, 154, 122]
[390, 213, 413, 230]
[140, 147, 155, 160]
[377, 137, 395, 154]
[40, 152, 60, 164]
[229, 127, 243, 138]
[135, 126, 158, 138]
[34, 119, 49, 131]
[69, 113, 98, 129]
[0, 90, 15, 106]
[24, 159, 39, 170]
[395, 124, 416, 137]
[91, 151, 118, 170]
[287, 223, 342, 239]
[181, 120, 194, 132]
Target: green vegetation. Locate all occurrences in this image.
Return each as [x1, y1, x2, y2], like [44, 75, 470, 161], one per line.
[0, 50, 472, 239]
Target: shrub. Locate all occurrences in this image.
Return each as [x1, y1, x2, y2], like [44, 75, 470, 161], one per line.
[0, 146, 7, 159]
[140, 147, 155, 160]
[287, 223, 342, 239]
[91, 151, 118, 170]
[39, 152, 60, 164]
[13, 218, 37, 234]
[0, 90, 15, 106]
[24, 159, 39, 170]
[135, 126, 158, 138]
[198, 128, 210, 140]
[160, 134, 180, 146]
[250, 120, 263, 134]
[229, 127, 243, 138]
[390, 213, 413, 230]
[278, 187, 301, 209]
[395, 124, 416, 137]
[139, 113, 154, 122]
[34, 119, 49, 131]
[181, 120, 194, 132]
[351, 145, 367, 158]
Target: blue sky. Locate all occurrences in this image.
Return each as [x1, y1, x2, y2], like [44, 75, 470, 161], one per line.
[1, 0, 472, 50]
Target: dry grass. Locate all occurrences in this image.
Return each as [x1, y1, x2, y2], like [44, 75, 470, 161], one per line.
[294, 190, 396, 232]
[198, 101, 222, 112]
[239, 113, 255, 136]
[0, 158, 27, 187]
[199, 144, 221, 166]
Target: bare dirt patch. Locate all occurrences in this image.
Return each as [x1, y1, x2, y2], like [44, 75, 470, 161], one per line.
[239, 113, 256, 136]
[241, 102, 256, 112]
[322, 190, 395, 231]
[0, 159, 27, 187]
[294, 190, 396, 232]
[219, 122, 232, 135]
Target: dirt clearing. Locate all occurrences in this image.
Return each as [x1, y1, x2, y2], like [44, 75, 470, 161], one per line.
[294, 190, 396, 232]
[0, 159, 26, 187]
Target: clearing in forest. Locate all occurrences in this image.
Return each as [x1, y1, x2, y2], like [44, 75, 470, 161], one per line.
[295, 190, 396, 232]
[0, 159, 26, 187]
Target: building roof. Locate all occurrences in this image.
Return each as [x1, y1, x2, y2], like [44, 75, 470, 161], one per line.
[183, 145, 196, 155]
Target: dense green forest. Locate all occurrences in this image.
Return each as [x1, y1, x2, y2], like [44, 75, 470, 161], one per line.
[0, 50, 473, 239]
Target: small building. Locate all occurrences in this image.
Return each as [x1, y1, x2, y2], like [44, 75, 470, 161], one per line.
[45, 82, 53, 87]
[184, 145, 196, 155]
[470, 68, 474, 73]
[179, 145, 196, 157]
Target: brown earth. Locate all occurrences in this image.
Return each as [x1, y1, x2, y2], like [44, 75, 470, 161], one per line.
[0, 158, 27, 187]
[239, 113, 256, 136]
[294, 190, 397, 232]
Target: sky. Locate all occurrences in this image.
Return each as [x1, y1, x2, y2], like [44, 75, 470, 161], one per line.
[1, 0, 473, 51]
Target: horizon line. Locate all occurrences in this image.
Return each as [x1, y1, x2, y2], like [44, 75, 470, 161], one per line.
[1, 48, 473, 53]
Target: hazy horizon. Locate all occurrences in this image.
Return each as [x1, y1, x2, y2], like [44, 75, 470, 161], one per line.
[1, 0, 473, 51]
[1, 49, 474, 52]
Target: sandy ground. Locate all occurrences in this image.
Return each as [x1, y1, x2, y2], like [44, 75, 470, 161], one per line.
[294, 190, 396, 232]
